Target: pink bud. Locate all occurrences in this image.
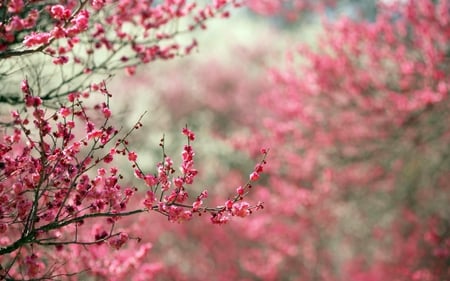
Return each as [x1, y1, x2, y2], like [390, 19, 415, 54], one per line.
[249, 172, 260, 181]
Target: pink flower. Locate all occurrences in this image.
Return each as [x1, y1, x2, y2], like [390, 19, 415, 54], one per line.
[87, 130, 103, 140]
[53, 55, 69, 65]
[72, 10, 89, 31]
[231, 202, 250, 218]
[109, 232, 129, 250]
[23, 32, 51, 47]
[91, 0, 106, 10]
[182, 127, 195, 141]
[198, 190, 208, 199]
[125, 66, 136, 76]
[59, 107, 71, 117]
[8, 0, 24, 13]
[167, 206, 192, 223]
[51, 26, 67, 38]
[21, 79, 30, 94]
[50, 5, 71, 20]
[24, 95, 42, 107]
[249, 172, 260, 181]
[128, 151, 137, 161]
[254, 163, 264, 173]
[192, 200, 202, 211]
[173, 177, 184, 188]
[144, 191, 155, 206]
[144, 175, 158, 186]
[225, 200, 233, 210]
[31, 173, 40, 184]
[210, 212, 230, 224]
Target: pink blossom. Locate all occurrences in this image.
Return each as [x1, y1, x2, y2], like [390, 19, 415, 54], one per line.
[128, 151, 137, 161]
[87, 130, 103, 140]
[143, 191, 156, 208]
[53, 55, 69, 65]
[249, 171, 260, 181]
[173, 177, 184, 188]
[72, 10, 89, 31]
[8, 0, 24, 13]
[91, 0, 106, 10]
[231, 202, 250, 218]
[198, 190, 208, 199]
[50, 5, 71, 20]
[23, 32, 51, 47]
[144, 174, 158, 186]
[125, 66, 136, 76]
[182, 127, 195, 141]
[109, 232, 129, 250]
[21, 79, 30, 94]
[59, 107, 71, 117]
[225, 199, 233, 210]
[51, 26, 67, 39]
[210, 212, 230, 224]
[192, 200, 202, 211]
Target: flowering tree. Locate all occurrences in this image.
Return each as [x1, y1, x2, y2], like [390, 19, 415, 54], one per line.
[243, 1, 450, 278]
[0, 1, 270, 280]
[120, 0, 449, 279]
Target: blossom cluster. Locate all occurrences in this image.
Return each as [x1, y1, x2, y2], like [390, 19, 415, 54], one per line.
[1, 0, 242, 68]
[0, 79, 268, 279]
